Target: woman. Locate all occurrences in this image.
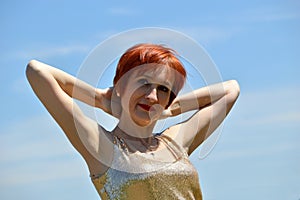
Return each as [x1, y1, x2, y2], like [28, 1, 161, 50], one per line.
[26, 43, 240, 200]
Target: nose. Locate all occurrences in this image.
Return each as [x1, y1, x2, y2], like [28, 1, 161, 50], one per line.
[145, 87, 158, 102]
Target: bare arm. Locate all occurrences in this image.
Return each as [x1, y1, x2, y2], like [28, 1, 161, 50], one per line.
[28, 60, 113, 111]
[25, 60, 112, 165]
[165, 80, 240, 155]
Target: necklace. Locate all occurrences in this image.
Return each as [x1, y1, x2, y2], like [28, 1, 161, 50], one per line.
[112, 127, 159, 152]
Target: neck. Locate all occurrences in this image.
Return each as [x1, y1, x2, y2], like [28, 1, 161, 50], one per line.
[117, 114, 156, 139]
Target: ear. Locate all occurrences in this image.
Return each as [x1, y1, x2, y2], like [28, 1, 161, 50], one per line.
[115, 84, 121, 97]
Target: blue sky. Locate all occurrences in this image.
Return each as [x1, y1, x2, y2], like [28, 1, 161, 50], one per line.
[1, 0, 300, 199]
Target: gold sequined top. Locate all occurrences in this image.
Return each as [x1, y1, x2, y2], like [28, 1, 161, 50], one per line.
[91, 134, 202, 200]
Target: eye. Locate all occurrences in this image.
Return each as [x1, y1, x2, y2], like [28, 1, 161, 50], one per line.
[157, 85, 170, 93]
[138, 78, 150, 86]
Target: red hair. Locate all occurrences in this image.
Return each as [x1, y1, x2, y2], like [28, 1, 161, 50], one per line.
[113, 44, 186, 106]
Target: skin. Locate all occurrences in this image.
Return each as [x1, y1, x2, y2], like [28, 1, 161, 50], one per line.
[26, 59, 240, 176]
[116, 65, 175, 137]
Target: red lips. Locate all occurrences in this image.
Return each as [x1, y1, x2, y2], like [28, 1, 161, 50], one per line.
[138, 104, 152, 111]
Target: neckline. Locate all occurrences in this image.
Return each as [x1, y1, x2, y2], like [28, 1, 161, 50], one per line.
[112, 126, 159, 153]
[91, 134, 188, 180]
[112, 133, 185, 162]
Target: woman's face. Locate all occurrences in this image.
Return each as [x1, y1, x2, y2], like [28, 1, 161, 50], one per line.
[118, 65, 175, 127]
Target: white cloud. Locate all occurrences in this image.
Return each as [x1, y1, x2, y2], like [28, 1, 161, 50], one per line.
[0, 110, 117, 188]
[233, 86, 300, 127]
[175, 26, 239, 46]
[238, 5, 300, 23]
[17, 44, 90, 60]
[205, 138, 299, 162]
[240, 111, 300, 126]
[257, 13, 300, 22]
[0, 115, 72, 161]
[191, 85, 300, 162]
[1, 157, 84, 187]
[107, 7, 138, 16]
[93, 26, 236, 49]
[11, 76, 30, 94]
[0, 115, 84, 187]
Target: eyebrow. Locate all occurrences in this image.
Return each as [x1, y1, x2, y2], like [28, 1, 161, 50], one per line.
[142, 74, 172, 88]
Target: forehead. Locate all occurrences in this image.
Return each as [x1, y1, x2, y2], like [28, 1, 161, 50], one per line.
[132, 64, 175, 87]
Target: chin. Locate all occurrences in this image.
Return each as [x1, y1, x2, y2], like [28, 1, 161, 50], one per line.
[132, 116, 158, 127]
[133, 119, 152, 127]
[130, 108, 160, 127]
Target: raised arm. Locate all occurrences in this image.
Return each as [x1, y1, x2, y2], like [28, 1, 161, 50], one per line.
[165, 80, 240, 155]
[25, 60, 112, 165]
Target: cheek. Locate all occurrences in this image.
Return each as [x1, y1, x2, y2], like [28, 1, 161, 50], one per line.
[120, 88, 136, 111]
[124, 87, 144, 106]
[131, 85, 150, 99]
[158, 92, 171, 106]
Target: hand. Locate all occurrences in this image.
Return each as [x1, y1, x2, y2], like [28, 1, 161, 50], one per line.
[159, 107, 172, 119]
[96, 87, 121, 119]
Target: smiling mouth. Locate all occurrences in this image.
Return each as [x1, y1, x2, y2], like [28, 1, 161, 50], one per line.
[138, 104, 152, 111]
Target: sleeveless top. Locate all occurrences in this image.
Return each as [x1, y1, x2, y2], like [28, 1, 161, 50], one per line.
[91, 134, 202, 200]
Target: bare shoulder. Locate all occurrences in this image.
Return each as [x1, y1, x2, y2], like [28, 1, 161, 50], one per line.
[85, 125, 114, 177]
[161, 124, 187, 150]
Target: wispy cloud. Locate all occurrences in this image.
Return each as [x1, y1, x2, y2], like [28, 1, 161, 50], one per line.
[107, 7, 138, 16]
[0, 110, 117, 187]
[0, 115, 71, 161]
[165, 5, 300, 46]
[0, 115, 84, 187]
[16, 44, 90, 60]
[191, 85, 300, 161]
[240, 111, 300, 126]
[238, 5, 300, 23]
[189, 85, 300, 200]
[176, 26, 239, 46]
[11, 76, 29, 94]
[1, 157, 84, 187]
[234, 86, 300, 127]
[205, 138, 299, 162]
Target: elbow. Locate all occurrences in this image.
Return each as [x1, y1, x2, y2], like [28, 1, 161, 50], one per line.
[226, 80, 240, 99]
[26, 59, 39, 71]
[231, 80, 240, 96]
[25, 60, 42, 80]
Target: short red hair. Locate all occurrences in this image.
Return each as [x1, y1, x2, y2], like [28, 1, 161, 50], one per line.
[113, 43, 186, 107]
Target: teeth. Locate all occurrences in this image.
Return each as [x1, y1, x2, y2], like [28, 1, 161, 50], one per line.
[141, 104, 151, 111]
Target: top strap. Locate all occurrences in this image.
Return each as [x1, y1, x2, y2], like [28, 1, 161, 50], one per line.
[157, 134, 186, 160]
